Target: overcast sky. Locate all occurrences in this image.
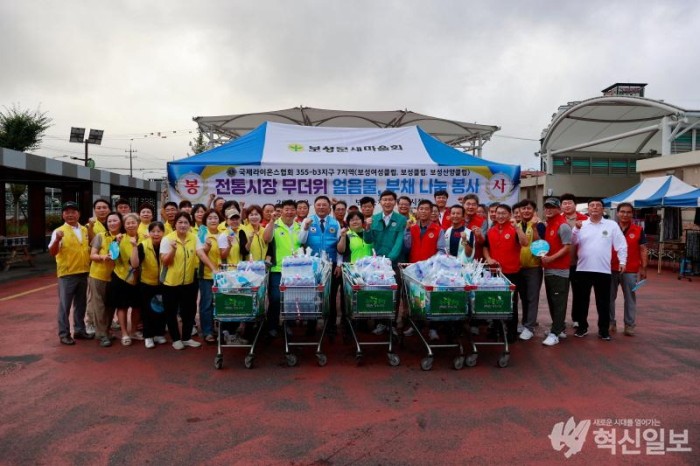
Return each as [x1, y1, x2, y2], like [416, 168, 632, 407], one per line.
[2, 0, 698, 179]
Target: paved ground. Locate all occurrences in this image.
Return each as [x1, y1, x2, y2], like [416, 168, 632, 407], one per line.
[0, 255, 698, 465]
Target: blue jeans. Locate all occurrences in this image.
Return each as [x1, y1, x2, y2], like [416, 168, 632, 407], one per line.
[268, 272, 281, 332]
[199, 278, 214, 336]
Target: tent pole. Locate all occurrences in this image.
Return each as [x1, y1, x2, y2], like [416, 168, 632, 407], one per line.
[657, 208, 665, 275]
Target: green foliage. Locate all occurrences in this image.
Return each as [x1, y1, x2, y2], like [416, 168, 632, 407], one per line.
[45, 214, 63, 232]
[0, 104, 53, 152]
[188, 129, 208, 155]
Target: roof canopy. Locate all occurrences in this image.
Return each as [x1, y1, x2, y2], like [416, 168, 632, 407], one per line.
[541, 96, 700, 156]
[603, 175, 698, 207]
[194, 106, 499, 155]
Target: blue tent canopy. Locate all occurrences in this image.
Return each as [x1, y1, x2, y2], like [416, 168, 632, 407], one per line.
[603, 175, 698, 207]
[663, 188, 700, 207]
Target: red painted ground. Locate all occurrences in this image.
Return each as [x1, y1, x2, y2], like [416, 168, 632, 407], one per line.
[0, 269, 698, 465]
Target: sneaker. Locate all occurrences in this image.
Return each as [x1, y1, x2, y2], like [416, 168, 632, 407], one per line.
[372, 323, 387, 335]
[598, 333, 611, 341]
[517, 324, 524, 334]
[624, 326, 635, 336]
[403, 327, 415, 337]
[428, 329, 439, 341]
[542, 333, 559, 346]
[145, 338, 155, 349]
[574, 329, 588, 338]
[172, 340, 185, 350]
[230, 334, 249, 345]
[131, 331, 144, 341]
[85, 323, 96, 335]
[111, 321, 121, 331]
[182, 339, 202, 348]
[153, 336, 167, 344]
[558, 331, 567, 339]
[73, 330, 95, 340]
[609, 323, 617, 334]
[99, 336, 112, 347]
[470, 326, 480, 336]
[519, 328, 534, 341]
[391, 327, 399, 337]
[573, 321, 579, 328]
[191, 326, 198, 336]
[60, 336, 75, 345]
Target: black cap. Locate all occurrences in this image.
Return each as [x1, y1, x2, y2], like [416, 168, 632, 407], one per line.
[62, 201, 80, 211]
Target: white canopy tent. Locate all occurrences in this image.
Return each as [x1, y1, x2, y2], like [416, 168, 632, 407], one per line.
[193, 107, 500, 156]
[603, 175, 699, 273]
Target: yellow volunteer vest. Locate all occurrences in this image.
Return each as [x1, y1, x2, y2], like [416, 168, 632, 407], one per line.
[225, 228, 245, 265]
[519, 221, 541, 268]
[201, 230, 223, 280]
[271, 219, 302, 273]
[242, 224, 268, 261]
[162, 231, 197, 286]
[114, 234, 139, 285]
[164, 222, 174, 235]
[55, 223, 90, 277]
[140, 238, 160, 286]
[89, 232, 116, 281]
[138, 222, 150, 242]
[92, 220, 106, 236]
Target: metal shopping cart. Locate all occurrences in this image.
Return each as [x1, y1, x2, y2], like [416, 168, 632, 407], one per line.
[466, 268, 516, 368]
[401, 269, 471, 371]
[212, 264, 268, 369]
[342, 264, 400, 366]
[279, 259, 332, 367]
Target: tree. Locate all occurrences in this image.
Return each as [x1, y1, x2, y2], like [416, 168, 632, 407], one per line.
[188, 128, 208, 155]
[0, 105, 53, 233]
[0, 105, 52, 152]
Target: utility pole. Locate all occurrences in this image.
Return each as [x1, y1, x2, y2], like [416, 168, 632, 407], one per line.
[126, 141, 137, 177]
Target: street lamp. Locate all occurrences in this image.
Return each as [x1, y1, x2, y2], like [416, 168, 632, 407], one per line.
[69, 127, 103, 168]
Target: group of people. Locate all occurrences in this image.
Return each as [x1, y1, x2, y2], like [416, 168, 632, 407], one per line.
[51, 188, 647, 351]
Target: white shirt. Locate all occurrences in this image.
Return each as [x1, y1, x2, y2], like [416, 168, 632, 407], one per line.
[572, 218, 627, 274]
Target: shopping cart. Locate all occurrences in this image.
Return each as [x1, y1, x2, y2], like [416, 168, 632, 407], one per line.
[466, 268, 516, 368]
[342, 264, 400, 366]
[279, 259, 332, 366]
[401, 268, 471, 371]
[212, 264, 268, 369]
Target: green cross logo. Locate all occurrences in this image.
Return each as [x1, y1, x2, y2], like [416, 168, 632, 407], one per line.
[288, 143, 304, 152]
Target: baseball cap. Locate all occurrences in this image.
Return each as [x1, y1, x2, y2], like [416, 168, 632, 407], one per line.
[62, 201, 80, 211]
[543, 197, 561, 208]
[225, 207, 240, 219]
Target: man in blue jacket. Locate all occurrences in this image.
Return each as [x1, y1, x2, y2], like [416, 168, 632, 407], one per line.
[302, 195, 343, 337]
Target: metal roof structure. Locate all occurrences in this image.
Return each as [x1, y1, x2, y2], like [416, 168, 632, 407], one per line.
[540, 96, 700, 172]
[193, 106, 500, 156]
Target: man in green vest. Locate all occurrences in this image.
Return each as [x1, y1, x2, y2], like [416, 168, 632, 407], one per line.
[263, 199, 305, 338]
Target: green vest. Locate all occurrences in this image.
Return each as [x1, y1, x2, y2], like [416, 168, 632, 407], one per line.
[271, 219, 302, 272]
[348, 231, 372, 263]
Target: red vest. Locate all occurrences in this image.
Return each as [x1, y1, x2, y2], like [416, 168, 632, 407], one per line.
[465, 215, 486, 260]
[486, 223, 521, 274]
[611, 224, 644, 273]
[409, 223, 442, 263]
[544, 215, 571, 270]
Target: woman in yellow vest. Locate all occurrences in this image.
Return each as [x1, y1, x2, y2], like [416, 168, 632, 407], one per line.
[130, 221, 168, 349]
[88, 212, 123, 347]
[111, 213, 142, 346]
[160, 212, 201, 350]
[337, 211, 373, 263]
[241, 204, 269, 262]
[224, 207, 249, 265]
[197, 209, 229, 343]
[137, 202, 155, 241]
